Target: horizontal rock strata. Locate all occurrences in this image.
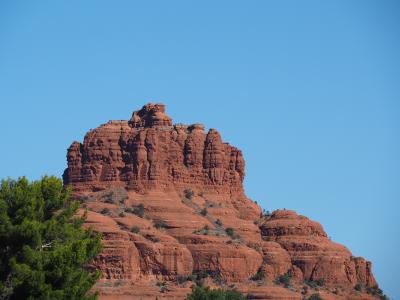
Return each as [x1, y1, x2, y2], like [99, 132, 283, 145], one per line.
[64, 103, 379, 299]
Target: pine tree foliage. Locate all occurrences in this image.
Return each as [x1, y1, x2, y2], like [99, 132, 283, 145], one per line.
[0, 176, 102, 300]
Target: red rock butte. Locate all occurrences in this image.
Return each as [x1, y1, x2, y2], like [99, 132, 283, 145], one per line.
[64, 103, 244, 195]
[64, 103, 379, 300]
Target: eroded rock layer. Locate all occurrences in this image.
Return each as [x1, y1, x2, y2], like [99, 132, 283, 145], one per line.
[64, 103, 379, 300]
[260, 210, 377, 287]
[64, 103, 245, 196]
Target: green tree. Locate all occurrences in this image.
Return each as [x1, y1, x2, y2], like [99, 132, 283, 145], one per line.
[275, 272, 292, 287]
[184, 189, 194, 200]
[0, 176, 102, 300]
[186, 286, 244, 300]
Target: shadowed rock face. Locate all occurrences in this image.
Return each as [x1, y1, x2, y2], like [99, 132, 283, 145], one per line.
[63, 103, 379, 300]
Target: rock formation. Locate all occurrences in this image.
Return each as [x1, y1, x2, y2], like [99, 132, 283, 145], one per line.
[64, 103, 380, 299]
[64, 103, 245, 196]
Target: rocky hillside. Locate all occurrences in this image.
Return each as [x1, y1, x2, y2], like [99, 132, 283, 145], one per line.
[63, 103, 381, 300]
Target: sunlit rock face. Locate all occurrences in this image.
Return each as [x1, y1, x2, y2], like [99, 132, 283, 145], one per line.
[63, 103, 379, 300]
[64, 103, 245, 196]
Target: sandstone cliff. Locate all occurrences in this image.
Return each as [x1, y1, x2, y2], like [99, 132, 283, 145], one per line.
[64, 103, 380, 300]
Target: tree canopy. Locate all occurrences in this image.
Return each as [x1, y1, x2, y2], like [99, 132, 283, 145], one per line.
[186, 286, 245, 300]
[0, 176, 102, 300]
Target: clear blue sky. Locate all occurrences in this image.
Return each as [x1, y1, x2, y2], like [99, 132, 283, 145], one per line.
[1, 0, 399, 298]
